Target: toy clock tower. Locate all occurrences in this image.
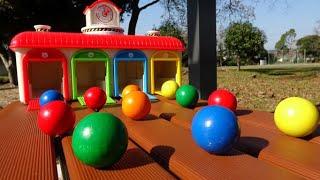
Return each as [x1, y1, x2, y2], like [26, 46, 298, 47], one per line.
[81, 0, 124, 35]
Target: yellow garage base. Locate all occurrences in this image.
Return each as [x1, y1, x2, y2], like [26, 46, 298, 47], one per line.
[150, 51, 182, 95]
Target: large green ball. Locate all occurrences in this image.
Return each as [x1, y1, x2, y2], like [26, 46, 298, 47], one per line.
[176, 85, 199, 108]
[72, 112, 128, 168]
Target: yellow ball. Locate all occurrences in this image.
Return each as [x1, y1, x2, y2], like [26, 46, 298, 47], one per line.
[161, 80, 179, 99]
[274, 97, 319, 137]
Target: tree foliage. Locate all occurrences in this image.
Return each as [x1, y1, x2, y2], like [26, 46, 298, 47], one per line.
[296, 35, 320, 57]
[156, 21, 185, 43]
[0, 0, 184, 84]
[225, 22, 267, 70]
[314, 20, 320, 35]
[0, 0, 284, 84]
[217, 0, 255, 24]
[155, 20, 188, 65]
[275, 29, 297, 51]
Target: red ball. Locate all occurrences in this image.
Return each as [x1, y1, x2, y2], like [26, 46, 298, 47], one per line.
[208, 89, 237, 112]
[84, 87, 106, 111]
[37, 101, 75, 136]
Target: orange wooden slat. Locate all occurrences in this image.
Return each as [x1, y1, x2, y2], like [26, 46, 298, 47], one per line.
[0, 102, 57, 180]
[100, 105, 303, 180]
[62, 137, 175, 180]
[151, 101, 320, 179]
[156, 95, 320, 144]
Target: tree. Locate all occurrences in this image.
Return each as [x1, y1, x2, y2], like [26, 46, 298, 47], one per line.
[0, 41, 16, 85]
[113, 0, 186, 35]
[0, 0, 185, 85]
[217, 26, 227, 66]
[275, 29, 297, 62]
[225, 22, 267, 70]
[314, 20, 320, 35]
[296, 35, 320, 58]
[275, 29, 297, 51]
[154, 20, 188, 65]
[155, 21, 185, 43]
[217, 0, 255, 24]
[0, 0, 87, 85]
[0, 0, 283, 85]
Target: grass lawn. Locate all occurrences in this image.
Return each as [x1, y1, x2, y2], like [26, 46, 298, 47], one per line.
[1, 64, 320, 112]
[217, 64, 320, 112]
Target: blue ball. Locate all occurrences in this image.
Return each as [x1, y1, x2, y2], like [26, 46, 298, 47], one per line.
[191, 106, 240, 154]
[39, 90, 64, 107]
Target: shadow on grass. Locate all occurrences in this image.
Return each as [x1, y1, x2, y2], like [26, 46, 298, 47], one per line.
[0, 86, 17, 90]
[242, 67, 320, 77]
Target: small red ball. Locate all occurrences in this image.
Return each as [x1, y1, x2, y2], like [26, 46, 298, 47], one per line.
[37, 101, 75, 136]
[84, 87, 107, 111]
[208, 89, 237, 112]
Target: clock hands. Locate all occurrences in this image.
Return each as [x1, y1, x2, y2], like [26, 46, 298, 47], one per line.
[103, 7, 110, 17]
[95, 5, 113, 23]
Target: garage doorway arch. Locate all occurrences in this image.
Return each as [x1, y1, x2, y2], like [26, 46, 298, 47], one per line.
[71, 50, 115, 105]
[22, 48, 69, 104]
[113, 50, 155, 100]
[150, 51, 182, 94]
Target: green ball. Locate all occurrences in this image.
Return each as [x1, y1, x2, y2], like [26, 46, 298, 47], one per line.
[72, 112, 128, 168]
[176, 85, 199, 108]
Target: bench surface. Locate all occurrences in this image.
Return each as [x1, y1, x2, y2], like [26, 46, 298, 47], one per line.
[0, 102, 57, 180]
[0, 98, 319, 179]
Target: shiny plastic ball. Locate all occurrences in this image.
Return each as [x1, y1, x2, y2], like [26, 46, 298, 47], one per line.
[122, 91, 151, 120]
[38, 101, 75, 136]
[191, 106, 240, 154]
[72, 112, 128, 168]
[274, 97, 319, 137]
[84, 87, 106, 111]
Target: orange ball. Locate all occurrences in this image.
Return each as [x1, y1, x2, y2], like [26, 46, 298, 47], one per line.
[122, 91, 151, 120]
[122, 85, 141, 97]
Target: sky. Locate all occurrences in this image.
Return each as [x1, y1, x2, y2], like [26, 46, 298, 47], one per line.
[253, 0, 320, 50]
[121, 0, 164, 35]
[120, 0, 320, 50]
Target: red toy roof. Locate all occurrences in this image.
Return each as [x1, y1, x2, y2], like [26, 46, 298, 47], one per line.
[83, 0, 122, 14]
[10, 32, 185, 51]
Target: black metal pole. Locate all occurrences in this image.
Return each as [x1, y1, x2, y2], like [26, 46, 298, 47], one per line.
[187, 0, 217, 99]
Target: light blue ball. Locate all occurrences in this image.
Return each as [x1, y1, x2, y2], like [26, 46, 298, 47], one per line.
[191, 105, 240, 154]
[39, 89, 64, 107]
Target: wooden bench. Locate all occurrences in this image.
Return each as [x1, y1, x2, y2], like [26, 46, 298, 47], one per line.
[0, 99, 319, 179]
[62, 106, 175, 179]
[151, 99, 320, 179]
[0, 102, 57, 180]
[156, 95, 320, 144]
[102, 106, 302, 179]
[62, 137, 175, 179]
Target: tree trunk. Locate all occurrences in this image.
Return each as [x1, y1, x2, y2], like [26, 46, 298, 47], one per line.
[128, 10, 140, 35]
[8, 54, 17, 85]
[236, 56, 241, 71]
[0, 53, 17, 85]
[127, 0, 160, 35]
[128, 1, 140, 35]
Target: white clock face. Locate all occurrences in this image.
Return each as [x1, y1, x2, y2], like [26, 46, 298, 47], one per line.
[95, 4, 113, 24]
